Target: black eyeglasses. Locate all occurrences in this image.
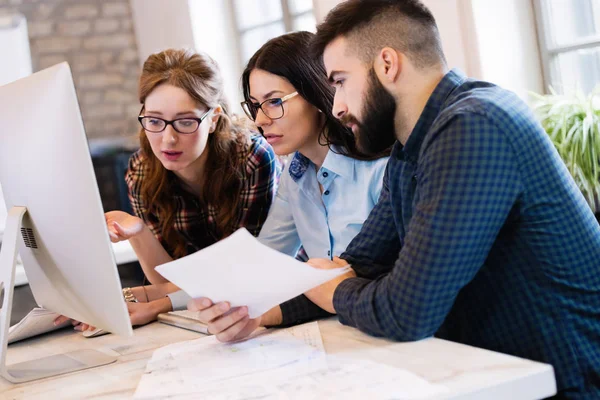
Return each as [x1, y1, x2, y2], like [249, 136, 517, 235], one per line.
[138, 106, 212, 134]
[240, 91, 298, 121]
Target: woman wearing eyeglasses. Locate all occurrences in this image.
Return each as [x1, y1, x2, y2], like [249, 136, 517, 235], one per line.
[101, 49, 280, 326]
[183, 31, 391, 339]
[246, 31, 390, 260]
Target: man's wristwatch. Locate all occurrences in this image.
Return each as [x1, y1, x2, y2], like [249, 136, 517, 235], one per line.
[122, 287, 138, 303]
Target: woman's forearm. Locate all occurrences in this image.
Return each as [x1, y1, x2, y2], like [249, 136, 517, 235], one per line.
[129, 226, 174, 284]
[142, 282, 181, 301]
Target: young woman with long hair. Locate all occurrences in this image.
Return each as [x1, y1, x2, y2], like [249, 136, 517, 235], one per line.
[185, 31, 391, 341]
[103, 49, 280, 326]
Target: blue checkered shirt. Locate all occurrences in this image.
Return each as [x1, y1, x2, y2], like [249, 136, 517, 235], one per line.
[282, 69, 600, 398]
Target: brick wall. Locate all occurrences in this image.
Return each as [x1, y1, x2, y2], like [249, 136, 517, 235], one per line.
[0, 0, 140, 140]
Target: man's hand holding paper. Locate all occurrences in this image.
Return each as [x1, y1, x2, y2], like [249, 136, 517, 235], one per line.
[155, 229, 351, 341]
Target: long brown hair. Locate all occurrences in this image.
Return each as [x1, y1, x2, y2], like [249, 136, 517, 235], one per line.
[138, 49, 249, 258]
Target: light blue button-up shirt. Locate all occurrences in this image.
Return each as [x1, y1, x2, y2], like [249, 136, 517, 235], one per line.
[258, 148, 388, 259]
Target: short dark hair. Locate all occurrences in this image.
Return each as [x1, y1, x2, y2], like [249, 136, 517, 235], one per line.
[242, 31, 389, 160]
[312, 0, 447, 69]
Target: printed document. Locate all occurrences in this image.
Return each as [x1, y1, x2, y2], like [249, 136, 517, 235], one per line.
[134, 321, 327, 399]
[8, 307, 70, 344]
[156, 228, 351, 318]
[134, 321, 449, 399]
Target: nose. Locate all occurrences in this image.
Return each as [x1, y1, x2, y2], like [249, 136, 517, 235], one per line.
[332, 92, 347, 120]
[254, 108, 272, 128]
[162, 124, 178, 144]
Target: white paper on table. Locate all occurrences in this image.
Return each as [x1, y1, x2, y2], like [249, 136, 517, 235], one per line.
[8, 307, 71, 344]
[155, 228, 351, 318]
[134, 320, 449, 400]
[264, 358, 450, 400]
[191, 360, 450, 400]
[134, 321, 328, 399]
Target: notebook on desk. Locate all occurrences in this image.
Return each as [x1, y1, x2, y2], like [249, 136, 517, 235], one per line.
[157, 310, 211, 335]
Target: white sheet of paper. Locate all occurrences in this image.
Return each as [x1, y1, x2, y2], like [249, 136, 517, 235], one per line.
[134, 321, 448, 400]
[190, 360, 450, 400]
[8, 307, 70, 344]
[263, 359, 450, 400]
[155, 228, 351, 318]
[134, 321, 327, 399]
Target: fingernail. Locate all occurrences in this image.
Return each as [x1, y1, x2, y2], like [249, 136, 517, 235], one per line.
[202, 298, 211, 308]
[238, 307, 248, 316]
[219, 302, 229, 311]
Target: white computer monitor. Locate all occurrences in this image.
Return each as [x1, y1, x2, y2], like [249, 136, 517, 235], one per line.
[0, 62, 133, 382]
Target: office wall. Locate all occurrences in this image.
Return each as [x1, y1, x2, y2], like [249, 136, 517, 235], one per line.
[469, 0, 544, 100]
[313, 0, 343, 23]
[0, 14, 32, 85]
[189, 0, 243, 114]
[129, 0, 194, 65]
[0, 14, 31, 238]
[0, 0, 141, 140]
[129, 0, 243, 113]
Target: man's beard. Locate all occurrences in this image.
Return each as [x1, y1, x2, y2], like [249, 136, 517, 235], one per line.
[341, 68, 398, 155]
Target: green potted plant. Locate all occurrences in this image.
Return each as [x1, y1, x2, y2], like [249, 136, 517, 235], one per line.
[531, 88, 600, 223]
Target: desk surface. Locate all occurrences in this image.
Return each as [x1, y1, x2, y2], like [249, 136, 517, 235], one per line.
[0, 319, 556, 399]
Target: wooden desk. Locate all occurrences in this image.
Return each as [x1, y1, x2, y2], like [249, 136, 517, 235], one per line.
[0, 319, 556, 399]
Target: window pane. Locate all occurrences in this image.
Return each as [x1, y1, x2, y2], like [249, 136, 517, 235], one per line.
[234, 0, 283, 30]
[293, 13, 316, 32]
[240, 23, 286, 63]
[551, 46, 600, 94]
[542, 0, 600, 47]
[288, 0, 313, 14]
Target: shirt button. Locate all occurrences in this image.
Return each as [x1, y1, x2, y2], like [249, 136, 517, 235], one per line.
[328, 250, 331, 256]
[323, 172, 329, 178]
[324, 190, 330, 195]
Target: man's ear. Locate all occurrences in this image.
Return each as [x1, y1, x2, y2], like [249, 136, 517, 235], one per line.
[373, 47, 402, 87]
[209, 105, 223, 133]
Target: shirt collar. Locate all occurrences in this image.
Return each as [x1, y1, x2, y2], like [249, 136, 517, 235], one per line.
[288, 147, 355, 182]
[288, 151, 310, 183]
[401, 68, 467, 162]
[320, 147, 355, 180]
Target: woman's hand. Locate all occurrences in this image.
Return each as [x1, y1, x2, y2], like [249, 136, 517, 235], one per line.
[105, 211, 145, 243]
[128, 297, 172, 326]
[53, 315, 95, 331]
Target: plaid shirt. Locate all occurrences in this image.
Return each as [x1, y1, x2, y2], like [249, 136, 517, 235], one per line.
[283, 70, 600, 398]
[126, 134, 280, 256]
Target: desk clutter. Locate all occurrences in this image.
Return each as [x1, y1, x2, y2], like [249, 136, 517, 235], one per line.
[134, 321, 448, 399]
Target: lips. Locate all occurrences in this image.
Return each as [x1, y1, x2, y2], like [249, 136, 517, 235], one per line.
[264, 134, 283, 145]
[162, 150, 183, 161]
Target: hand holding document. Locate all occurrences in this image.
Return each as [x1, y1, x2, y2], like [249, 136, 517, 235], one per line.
[155, 229, 351, 318]
[8, 307, 70, 344]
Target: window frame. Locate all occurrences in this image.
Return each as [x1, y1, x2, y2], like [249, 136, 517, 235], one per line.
[230, 0, 315, 64]
[533, 0, 600, 93]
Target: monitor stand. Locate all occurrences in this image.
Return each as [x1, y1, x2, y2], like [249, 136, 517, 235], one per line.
[0, 206, 117, 383]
